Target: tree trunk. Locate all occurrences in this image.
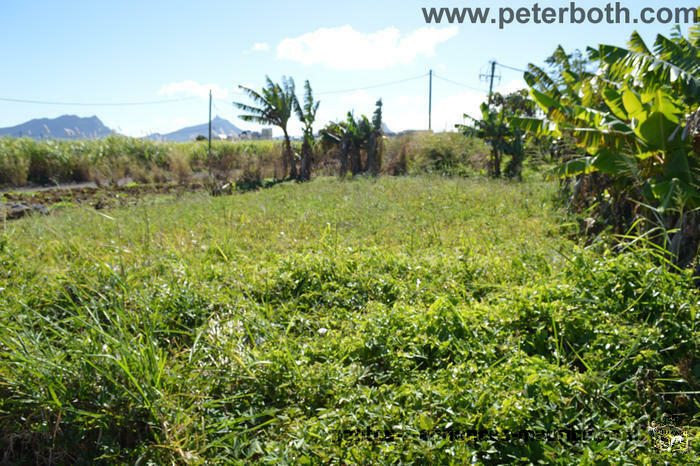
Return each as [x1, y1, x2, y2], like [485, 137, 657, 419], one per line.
[368, 131, 382, 176]
[491, 148, 501, 178]
[299, 137, 312, 181]
[339, 139, 349, 178]
[366, 134, 376, 176]
[283, 131, 297, 179]
[281, 135, 289, 178]
[350, 142, 362, 176]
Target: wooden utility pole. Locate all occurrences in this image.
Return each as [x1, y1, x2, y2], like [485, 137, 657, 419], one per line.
[208, 89, 212, 158]
[487, 61, 496, 109]
[428, 69, 433, 131]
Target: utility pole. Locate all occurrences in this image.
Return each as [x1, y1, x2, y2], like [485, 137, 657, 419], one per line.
[428, 69, 433, 131]
[487, 61, 497, 109]
[208, 89, 212, 158]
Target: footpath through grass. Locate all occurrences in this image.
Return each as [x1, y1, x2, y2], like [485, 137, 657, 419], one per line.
[0, 176, 698, 463]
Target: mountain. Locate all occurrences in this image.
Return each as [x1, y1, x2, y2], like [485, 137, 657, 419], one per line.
[381, 123, 395, 136]
[145, 116, 242, 142]
[0, 115, 114, 140]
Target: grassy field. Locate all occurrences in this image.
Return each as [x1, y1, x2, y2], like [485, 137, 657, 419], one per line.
[0, 176, 698, 463]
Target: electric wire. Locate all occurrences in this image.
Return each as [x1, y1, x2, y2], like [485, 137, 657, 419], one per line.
[432, 73, 488, 92]
[0, 96, 199, 106]
[495, 62, 528, 73]
[315, 73, 428, 95]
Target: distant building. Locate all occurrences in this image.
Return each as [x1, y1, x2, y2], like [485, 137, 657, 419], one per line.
[261, 128, 273, 140]
[239, 130, 262, 140]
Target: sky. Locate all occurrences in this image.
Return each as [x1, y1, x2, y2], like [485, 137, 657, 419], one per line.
[0, 0, 696, 137]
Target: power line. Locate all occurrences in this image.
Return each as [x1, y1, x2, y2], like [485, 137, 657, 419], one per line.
[496, 62, 528, 73]
[213, 98, 236, 108]
[428, 70, 432, 131]
[315, 73, 428, 95]
[0, 96, 199, 106]
[432, 73, 488, 92]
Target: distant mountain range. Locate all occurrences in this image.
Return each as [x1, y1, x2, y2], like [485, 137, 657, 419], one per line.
[0, 115, 114, 140]
[0, 115, 394, 141]
[144, 116, 242, 142]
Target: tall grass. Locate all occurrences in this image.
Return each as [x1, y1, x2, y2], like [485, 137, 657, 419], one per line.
[1, 133, 493, 188]
[383, 131, 489, 176]
[0, 137, 290, 187]
[1, 176, 697, 463]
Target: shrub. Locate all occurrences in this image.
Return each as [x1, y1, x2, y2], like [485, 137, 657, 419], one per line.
[384, 132, 489, 176]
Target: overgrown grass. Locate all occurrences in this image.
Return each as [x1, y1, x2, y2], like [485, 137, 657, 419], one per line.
[0, 137, 289, 187]
[383, 131, 490, 177]
[0, 176, 698, 463]
[1, 133, 492, 189]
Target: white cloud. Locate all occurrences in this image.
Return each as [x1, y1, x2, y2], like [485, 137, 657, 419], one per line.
[494, 78, 527, 95]
[392, 95, 424, 106]
[277, 25, 458, 70]
[251, 42, 270, 52]
[434, 90, 485, 131]
[158, 80, 230, 99]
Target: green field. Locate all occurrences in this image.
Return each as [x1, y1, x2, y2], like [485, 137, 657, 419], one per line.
[1, 176, 698, 463]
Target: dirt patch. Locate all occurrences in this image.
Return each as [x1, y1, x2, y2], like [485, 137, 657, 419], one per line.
[1, 181, 207, 220]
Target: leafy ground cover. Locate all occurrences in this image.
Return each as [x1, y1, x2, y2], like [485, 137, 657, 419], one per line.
[0, 176, 698, 463]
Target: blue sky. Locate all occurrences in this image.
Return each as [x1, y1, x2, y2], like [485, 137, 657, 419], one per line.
[0, 0, 696, 137]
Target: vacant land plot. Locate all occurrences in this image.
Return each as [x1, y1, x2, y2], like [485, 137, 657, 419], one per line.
[0, 176, 697, 463]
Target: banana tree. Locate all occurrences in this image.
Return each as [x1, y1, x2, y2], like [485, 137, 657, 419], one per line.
[512, 26, 700, 265]
[365, 100, 384, 176]
[458, 90, 534, 178]
[234, 76, 297, 179]
[321, 113, 358, 178]
[321, 106, 379, 178]
[294, 80, 320, 182]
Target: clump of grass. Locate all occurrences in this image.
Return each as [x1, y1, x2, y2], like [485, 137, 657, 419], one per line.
[0, 139, 31, 185]
[167, 148, 192, 183]
[383, 132, 489, 176]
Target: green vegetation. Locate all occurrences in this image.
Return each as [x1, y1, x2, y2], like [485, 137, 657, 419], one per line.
[0, 137, 289, 188]
[514, 26, 700, 267]
[1, 22, 699, 465]
[235, 76, 300, 179]
[1, 176, 698, 463]
[321, 100, 385, 178]
[383, 131, 491, 176]
[0, 131, 490, 189]
[458, 90, 536, 179]
[294, 80, 321, 181]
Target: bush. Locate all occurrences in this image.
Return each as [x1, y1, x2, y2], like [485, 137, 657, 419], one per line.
[383, 132, 489, 176]
[0, 138, 31, 186]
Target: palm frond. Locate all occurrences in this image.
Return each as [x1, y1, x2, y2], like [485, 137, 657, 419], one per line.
[237, 85, 270, 108]
[628, 31, 651, 54]
[597, 44, 700, 98]
[524, 64, 561, 97]
[239, 115, 275, 126]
